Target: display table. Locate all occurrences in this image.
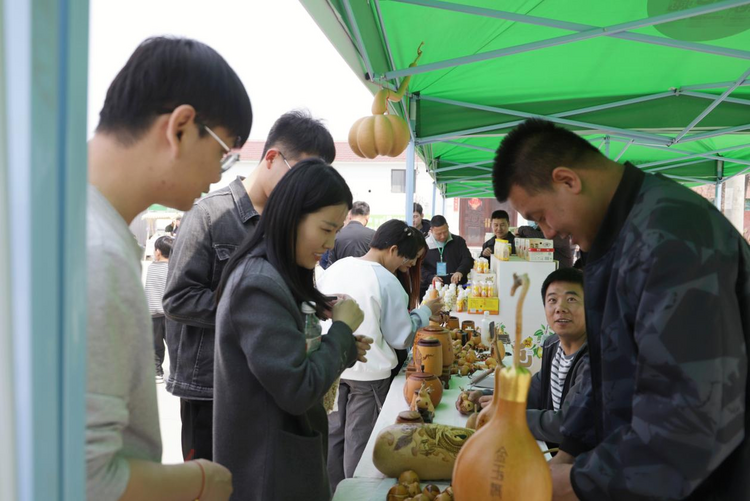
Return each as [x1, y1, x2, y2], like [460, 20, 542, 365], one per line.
[332, 371, 549, 500]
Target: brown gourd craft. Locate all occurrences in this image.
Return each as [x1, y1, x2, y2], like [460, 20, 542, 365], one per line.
[452, 273, 553, 500]
[348, 43, 423, 159]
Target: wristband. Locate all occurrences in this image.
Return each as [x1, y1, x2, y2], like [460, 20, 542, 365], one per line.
[193, 460, 205, 501]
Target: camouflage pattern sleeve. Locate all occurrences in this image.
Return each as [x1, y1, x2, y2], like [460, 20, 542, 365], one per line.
[559, 360, 597, 455]
[570, 227, 747, 500]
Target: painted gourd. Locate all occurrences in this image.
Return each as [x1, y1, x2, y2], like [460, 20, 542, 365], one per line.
[452, 274, 552, 500]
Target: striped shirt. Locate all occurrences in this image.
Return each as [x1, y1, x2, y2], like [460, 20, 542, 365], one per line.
[144, 261, 169, 316]
[550, 345, 576, 411]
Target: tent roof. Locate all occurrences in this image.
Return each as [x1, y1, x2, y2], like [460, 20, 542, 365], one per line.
[302, 0, 750, 197]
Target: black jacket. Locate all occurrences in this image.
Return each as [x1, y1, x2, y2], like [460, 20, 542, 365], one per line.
[482, 232, 516, 256]
[420, 233, 474, 294]
[561, 163, 750, 500]
[329, 220, 375, 265]
[162, 177, 259, 400]
[526, 334, 589, 445]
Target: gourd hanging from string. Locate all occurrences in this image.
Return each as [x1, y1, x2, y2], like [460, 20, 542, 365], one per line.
[348, 43, 423, 159]
[451, 273, 553, 501]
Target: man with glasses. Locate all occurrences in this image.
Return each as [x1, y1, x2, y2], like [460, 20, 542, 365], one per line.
[162, 110, 335, 461]
[86, 36, 248, 501]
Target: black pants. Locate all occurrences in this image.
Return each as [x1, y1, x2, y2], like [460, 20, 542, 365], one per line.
[327, 378, 391, 493]
[152, 315, 166, 376]
[180, 399, 213, 461]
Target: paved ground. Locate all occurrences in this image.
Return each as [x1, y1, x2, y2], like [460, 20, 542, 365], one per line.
[142, 260, 185, 464]
[156, 353, 184, 464]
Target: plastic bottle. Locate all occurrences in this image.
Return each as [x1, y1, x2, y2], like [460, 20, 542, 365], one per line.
[302, 302, 322, 354]
[480, 311, 492, 347]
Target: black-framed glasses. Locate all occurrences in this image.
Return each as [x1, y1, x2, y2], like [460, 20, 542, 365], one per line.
[202, 124, 241, 173]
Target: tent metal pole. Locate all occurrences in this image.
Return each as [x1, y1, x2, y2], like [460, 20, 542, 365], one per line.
[674, 123, 750, 143]
[447, 184, 496, 197]
[617, 140, 750, 166]
[643, 158, 713, 173]
[605, 136, 611, 157]
[672, 67, 750, 143]
[644, 153, 750, 169]
[614, 139, 634, 162]
[442, 173, 493, 184]
[442, 195, 446, 214]
[435, 161, 493, 173]
[682, 80, 750, 91]
[415, 91, 674, 145]
[679, 90, 750, 107]
[419, 95, 669, 144]
[442, 141, 496, 153]
[432, 182, 437, 217]
[342, 0, 375, 79]
[405, 139, 416, 223]
[715, 161, 724, 209]
[382, 0, 750, 80]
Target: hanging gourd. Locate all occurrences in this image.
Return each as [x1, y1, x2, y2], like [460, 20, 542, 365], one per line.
[348, 43, 423, 159]
[451, 273, 553, 501]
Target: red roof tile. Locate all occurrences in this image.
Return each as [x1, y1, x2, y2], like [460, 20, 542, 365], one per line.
[238, 141, 409, 163]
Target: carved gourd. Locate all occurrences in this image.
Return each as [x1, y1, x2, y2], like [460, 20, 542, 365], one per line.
[452, 274, 552, 500]
[348, 43, 423, 159]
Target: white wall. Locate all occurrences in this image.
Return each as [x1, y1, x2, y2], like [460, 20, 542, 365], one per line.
[210, 159, 461, 230]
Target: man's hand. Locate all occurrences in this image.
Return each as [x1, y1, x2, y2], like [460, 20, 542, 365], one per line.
[354, 335, 373, 363]
[481, 247, 492, 258]
[550, 463, 578, 501]
[450, 272, 463, 284]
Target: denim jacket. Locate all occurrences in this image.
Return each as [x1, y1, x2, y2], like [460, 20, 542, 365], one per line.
[163, 177, 259, 400]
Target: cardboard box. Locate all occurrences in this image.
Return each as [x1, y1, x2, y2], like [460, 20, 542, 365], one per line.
[527, 248, 554, 262]
[467, 296, 499, 314]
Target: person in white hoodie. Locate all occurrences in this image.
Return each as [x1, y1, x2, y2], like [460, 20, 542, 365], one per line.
[318, 219, 444, 491]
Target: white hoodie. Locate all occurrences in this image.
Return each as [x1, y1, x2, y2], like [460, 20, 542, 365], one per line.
[318, 257, 431, 381]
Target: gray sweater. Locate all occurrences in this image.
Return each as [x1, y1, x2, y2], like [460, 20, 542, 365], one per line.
[86, 186, 162, 501]
[213, 251, 358, 500]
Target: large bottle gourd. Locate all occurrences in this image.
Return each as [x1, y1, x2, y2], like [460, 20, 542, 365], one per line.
[451, 273, 552, 500]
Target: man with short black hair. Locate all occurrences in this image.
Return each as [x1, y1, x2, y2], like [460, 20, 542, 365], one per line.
[87, 36, 241, 500]
[420, 215, 474, 298]
[163, 109, 335, 461]
[527, 268, 588, 445]
[413, 202, 431, 237]
[493, 118, 750, 500]
[329, 201, 375, 265]
[481, 209, 516, 258]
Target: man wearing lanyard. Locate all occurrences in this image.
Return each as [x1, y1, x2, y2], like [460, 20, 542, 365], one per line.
[420, 215, 474, 299]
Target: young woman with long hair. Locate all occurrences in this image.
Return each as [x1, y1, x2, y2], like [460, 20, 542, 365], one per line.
[212, 159, 372, 501]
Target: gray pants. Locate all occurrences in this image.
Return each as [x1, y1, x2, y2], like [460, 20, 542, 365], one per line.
[327, 378, 391, 493]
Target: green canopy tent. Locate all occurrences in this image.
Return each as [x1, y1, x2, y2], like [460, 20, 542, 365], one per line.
[301, 0, 750, 215]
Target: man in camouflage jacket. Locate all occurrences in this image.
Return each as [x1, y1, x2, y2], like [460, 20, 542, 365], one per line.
[493, 118, 749, 500]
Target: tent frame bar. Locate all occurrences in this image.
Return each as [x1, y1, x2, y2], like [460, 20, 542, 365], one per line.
[342, 0, 375, 81]
[679, 90, 750, 107]
[380, 0, 750, 80]
[416, 91, 675, 145]
[672, 67, 750, 143]
[418, 95, 671, 144]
